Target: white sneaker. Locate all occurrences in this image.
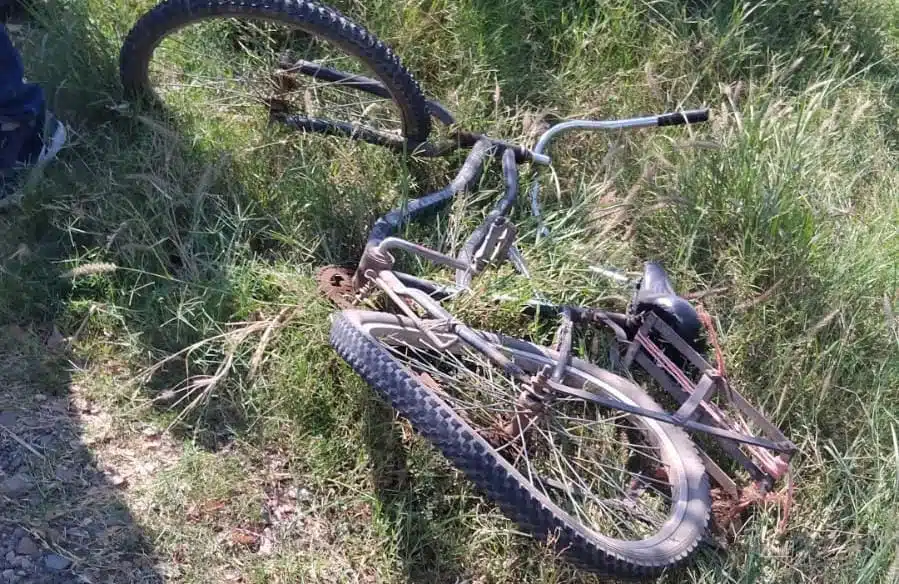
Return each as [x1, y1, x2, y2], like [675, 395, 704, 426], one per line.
[36, 112, 66, 166]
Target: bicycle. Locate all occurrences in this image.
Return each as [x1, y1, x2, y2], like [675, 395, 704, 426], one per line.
[121, 1, 797, 577]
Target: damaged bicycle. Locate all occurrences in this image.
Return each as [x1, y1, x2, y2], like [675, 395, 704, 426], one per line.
[121, 0, 797, 576]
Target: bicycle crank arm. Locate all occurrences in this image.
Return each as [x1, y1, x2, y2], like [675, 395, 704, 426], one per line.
[551, 308, 574, 382]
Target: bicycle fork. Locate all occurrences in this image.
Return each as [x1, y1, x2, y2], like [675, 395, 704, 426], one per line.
[365, 265, 570, 447]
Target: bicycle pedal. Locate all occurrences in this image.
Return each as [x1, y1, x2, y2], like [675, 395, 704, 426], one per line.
[472, 218, 518, 272]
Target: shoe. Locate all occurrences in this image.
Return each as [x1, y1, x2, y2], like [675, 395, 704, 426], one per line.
[0, 110, 66, 201]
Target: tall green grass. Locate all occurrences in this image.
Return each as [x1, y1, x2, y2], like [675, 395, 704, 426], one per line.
[2, 0, 897, 581]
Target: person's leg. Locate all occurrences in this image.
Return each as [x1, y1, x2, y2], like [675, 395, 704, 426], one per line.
[1, 23, 64, 199]
[0, 24, 44, 121]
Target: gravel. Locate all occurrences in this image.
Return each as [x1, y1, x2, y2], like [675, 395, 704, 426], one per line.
[1, 334, 164, 584]
[0, 399, 161, 583]
[0, 475, 32, 497]
[40, 557, 69, 573]
[13, 539, 37, 558]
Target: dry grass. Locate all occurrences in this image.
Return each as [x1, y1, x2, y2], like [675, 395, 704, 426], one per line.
[1, 0, 897, 582]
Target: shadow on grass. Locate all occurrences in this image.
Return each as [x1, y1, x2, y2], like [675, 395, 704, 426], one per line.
[2, 0, 379, 449]
[677, 0, 899, 134]
[1, 8, 255, 450]
[681, 0, 891, 70]
[0, 8, 170, 583]
[361, 395, 468, 584]
[460, 0, 654, 109]
[461, 0, 571, 105]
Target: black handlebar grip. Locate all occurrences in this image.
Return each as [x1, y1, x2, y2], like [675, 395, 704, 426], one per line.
[657, 109, 710, 127]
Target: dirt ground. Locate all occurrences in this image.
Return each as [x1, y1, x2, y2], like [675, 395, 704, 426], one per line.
[0, 326, 165, 584]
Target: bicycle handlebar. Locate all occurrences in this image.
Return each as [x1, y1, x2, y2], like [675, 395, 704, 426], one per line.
[530, 108, 710, 164]
[365, 138, 496, 248]
[361, 108, 709, 254]
[528, 108, 709, 236]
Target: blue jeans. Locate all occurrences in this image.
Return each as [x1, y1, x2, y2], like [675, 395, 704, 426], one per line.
[0, 24, 44, 123]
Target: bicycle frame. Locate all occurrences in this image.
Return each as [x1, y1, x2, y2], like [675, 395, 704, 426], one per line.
[331, 114, 797, 497]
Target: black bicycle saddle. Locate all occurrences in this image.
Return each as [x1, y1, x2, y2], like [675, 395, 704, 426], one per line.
[634, 262, 702, 346]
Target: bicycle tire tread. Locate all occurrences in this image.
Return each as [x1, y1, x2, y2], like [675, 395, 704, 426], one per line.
[119, 0, 431, 142]
[329, 310, 710, 578]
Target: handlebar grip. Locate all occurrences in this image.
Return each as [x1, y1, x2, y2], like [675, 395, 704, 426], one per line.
[657, 109, 709, 127]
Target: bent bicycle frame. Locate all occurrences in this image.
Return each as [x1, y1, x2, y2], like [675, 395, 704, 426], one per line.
[289, 63, 797, 496]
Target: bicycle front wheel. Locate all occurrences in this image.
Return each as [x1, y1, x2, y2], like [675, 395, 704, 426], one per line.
[120, 0, 432, 143]
[330, 310, 710, 577]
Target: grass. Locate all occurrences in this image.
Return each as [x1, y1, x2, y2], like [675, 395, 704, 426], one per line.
[2, 0, 898, 582]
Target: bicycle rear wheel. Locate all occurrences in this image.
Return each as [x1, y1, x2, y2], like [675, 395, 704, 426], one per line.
[330, 310, 710, 577]
[120, 0, 432, 143]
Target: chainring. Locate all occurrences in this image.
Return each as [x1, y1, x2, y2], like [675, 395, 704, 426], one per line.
[315, 266, 358, 309]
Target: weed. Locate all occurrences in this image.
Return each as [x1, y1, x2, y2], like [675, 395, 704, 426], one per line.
[1, 0, 897, 582]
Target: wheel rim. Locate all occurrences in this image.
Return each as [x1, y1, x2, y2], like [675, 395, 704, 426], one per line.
[144, 17, 409, 138]
[355, 316, 692, 547]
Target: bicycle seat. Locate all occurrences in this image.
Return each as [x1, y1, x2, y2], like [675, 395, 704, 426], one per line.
[635, 262, 702, 345]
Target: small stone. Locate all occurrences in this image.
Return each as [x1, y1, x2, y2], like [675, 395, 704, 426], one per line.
[2, 568, 18, 583]
[33, 394, 47, 402]
[0, 475, 32, 497]
[4, 550, 15, 564]
[45, 326, 65, 350]
[257, 528, 274, 556]
[54, 466, 76, 483]
[4, 454, 22, 474]
[106, 514, 127, 526]
[42, 554, 70, 571]
[10, 557, 29, 571]
[67, 528, 89, 539]
[0, 411, 17, 428]
[14, 537, 38, 557]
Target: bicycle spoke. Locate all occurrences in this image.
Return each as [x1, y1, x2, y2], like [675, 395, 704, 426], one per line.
[552, 419, 670, 467]
[145, 18, 406, 134]
[532, 423, 635, 538]
[570, 455, 672, 501]
[378, 330, 677, 541]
